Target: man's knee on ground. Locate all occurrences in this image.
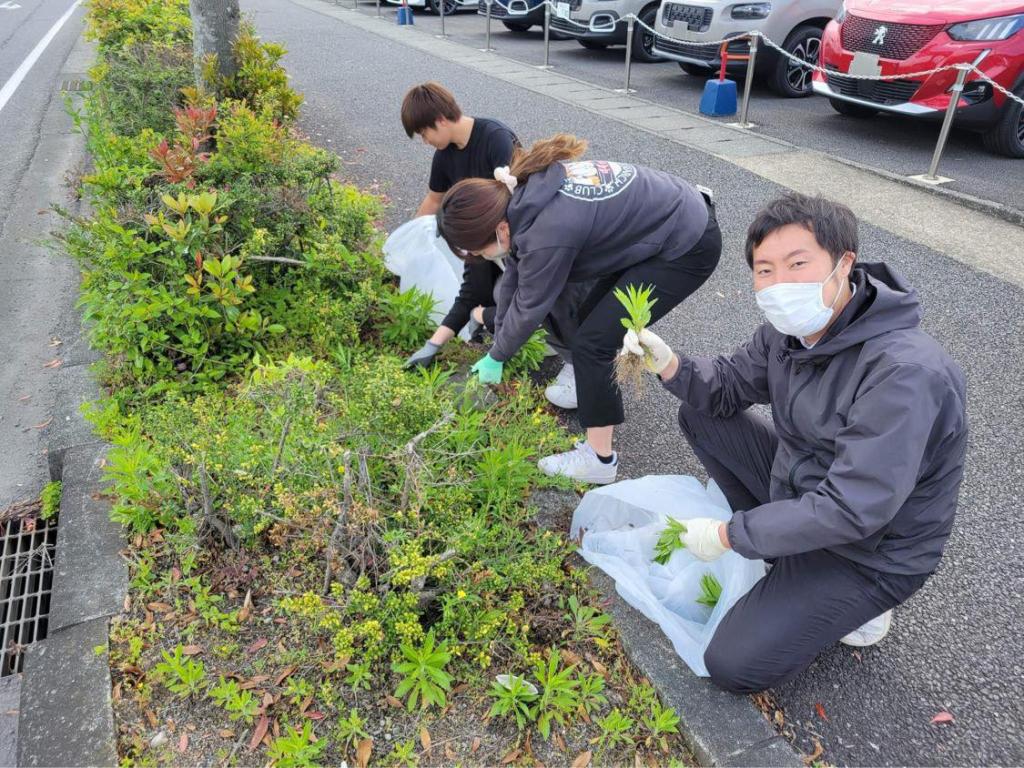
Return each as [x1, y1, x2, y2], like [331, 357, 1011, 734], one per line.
[677, 401, 707, 443]
[704, 641, 777, 695]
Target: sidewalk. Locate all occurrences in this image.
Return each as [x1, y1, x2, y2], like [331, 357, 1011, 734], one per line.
[243, 0, 1024, 764]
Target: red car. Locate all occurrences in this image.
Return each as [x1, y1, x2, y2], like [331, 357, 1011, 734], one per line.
[814, 0, 1024, 157]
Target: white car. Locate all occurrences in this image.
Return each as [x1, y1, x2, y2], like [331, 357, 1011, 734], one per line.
[652, 0, 843, 96]
[549, 0, 666, 62]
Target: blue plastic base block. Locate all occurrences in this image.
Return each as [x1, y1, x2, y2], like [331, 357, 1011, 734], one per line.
[699, 78, 737, 116]
[396, 5, 414, 24]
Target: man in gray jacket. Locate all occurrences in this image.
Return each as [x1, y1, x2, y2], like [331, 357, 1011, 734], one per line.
[624, 194, 967, 693]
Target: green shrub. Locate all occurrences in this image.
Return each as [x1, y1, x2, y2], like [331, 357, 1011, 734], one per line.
[379, 287, 437, 349]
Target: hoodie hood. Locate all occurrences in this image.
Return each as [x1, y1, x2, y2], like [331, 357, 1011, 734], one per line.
[790, 262, 923, 359]
[506, 163, 571, 249]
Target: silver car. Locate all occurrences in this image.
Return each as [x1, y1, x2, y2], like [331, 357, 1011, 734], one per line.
[549, 0, 665, 61]
[652, 0, 842, 96]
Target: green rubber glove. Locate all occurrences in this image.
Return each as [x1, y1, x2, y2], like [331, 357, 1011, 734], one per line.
[471, 353, 503, 384]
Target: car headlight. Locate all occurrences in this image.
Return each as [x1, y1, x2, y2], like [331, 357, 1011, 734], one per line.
[948, 13, 1024, 41]
[731, 2, 771, 21]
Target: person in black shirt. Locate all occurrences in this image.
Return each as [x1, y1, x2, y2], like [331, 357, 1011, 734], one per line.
[399, 83, 516, 368]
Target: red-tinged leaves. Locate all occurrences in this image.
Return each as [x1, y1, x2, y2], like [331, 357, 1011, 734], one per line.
[273, 665, 297, 686]
[304, 711, 325, 721]
[815, 702, 829, 722]
[356, 738, 373, 768]
[931, 711, 954, 725]
[571, 751, 592, 768]
[248, 716, 269, 751]
[177, 732, 188, 753]
[246, 638, 268, 654]
[420, 727, 431, 753]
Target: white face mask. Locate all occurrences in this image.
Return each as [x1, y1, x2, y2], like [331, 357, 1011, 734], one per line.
[755, 259, 846, 339]
[482, 229, 509, 263]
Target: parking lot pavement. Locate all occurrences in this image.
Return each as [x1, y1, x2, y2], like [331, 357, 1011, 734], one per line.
[247, 0, 1024, 763]
[342, 4, 1024, 216]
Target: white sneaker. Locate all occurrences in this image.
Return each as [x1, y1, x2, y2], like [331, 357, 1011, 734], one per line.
[840, 609, 893, 647]
[538, 441, 617, 485]
[544, 363, 577, 410]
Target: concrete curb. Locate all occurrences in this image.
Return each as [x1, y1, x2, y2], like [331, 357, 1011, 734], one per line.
[17, 361, 126, 768]
[15, 29, 125, 767]
[531, 489, 803, 767]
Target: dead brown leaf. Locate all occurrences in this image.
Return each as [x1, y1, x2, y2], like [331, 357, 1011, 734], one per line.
[273, 665, 297, 686]
[356, 738, 373, 768]
[385, 695, 403, 709]
[571, 749, 592, 768]
[554, 732, 568, 752]
[218, 729, 235, 739]
[248, 716, 270, 751]
[181, 645, 203, 656]
[42, 359, 62, 369]
[931, 711, 954, 725]
[304, 711, 325, 721]
[32, 418, 52, 430]
[144, 709, 158, 728]
[501, 748, 521, 764]
[802, 738, 824, 765]
[262, 692, 275, 708]
[420, 727, 432, 753]
[445, 744, 457, 760]
[246, 638, 268, 654]
[815, 702, 829, 722]
[146, 602, 172, 613]
[471, 737, 481, 754]
[177, 732, 188, 753]
[238, 589, 253, 623]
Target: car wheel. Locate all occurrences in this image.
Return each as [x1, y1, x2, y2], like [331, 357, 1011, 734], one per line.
[631, 6, 663, 63]
[981, 85, 1024, 158]
[579, 40, 608, 50]
[829, 98, 878, 118]
[502, 20, 532, 31]
[678, 62, 711, 77]
[426, 0, 458, 14]
[769, 25, 821, 98]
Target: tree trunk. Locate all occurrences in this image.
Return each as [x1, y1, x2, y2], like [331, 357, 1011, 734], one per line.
[189, 0, 241, 88]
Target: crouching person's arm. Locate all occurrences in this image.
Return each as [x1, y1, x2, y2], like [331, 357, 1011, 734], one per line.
[625, 325, 772, 418]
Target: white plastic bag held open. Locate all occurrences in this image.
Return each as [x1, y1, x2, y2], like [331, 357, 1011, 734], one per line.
[570, 475, 765, 677]
[383, 216, 472, 341]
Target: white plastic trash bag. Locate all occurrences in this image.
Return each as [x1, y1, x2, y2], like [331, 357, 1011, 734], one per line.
[570, 475, 765, 677]
[382, 216, 472, 340]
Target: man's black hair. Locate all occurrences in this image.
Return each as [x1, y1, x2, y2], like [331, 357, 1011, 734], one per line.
[744, 193, 858, 268]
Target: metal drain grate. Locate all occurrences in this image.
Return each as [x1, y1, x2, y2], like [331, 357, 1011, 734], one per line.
[59, 79, 91, 92]
[0, 516, 58, 676]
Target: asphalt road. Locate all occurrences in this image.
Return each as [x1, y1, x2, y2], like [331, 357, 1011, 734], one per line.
[354, 5, 1024, 215]
[244, 1, 1024, 765]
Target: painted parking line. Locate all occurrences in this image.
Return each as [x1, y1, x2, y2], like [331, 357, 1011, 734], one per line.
[0, 0, 82, 116]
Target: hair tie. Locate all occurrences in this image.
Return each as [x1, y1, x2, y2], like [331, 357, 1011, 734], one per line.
[494, 166, 518, 193]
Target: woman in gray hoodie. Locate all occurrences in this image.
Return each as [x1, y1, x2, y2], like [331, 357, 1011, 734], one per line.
[436, 134, 721, 484]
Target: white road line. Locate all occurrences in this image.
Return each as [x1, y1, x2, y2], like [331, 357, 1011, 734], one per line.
[0, 0, 82, 115]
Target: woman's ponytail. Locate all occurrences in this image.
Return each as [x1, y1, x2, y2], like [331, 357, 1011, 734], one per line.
[509, 133, 587, 184]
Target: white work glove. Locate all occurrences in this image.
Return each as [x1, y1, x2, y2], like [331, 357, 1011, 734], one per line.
[621, 328, 674, 375]
[680, 517, 729, 562]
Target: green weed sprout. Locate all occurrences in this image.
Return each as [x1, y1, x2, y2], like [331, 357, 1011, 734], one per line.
[653, 518, 687, 565]
[613, 283, 658, 395]
[696, 572, 723, 608]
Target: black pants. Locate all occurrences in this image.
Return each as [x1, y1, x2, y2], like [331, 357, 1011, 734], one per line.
[572, 205, 722, 429]
[677, 403, 930, 693]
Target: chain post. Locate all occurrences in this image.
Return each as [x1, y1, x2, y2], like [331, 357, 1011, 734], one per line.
[924, 63, 970, 181]
[737, 33, 758, 127]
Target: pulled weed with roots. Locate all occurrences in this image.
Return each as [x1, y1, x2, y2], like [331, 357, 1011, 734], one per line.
[613, 283, 658, 396]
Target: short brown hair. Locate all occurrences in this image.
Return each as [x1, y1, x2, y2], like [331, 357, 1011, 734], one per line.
[401, 82, 462, 138]
[437, 133, 587, 257]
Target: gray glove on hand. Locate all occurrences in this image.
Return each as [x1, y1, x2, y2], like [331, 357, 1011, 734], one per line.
[404, 341, 440, 369]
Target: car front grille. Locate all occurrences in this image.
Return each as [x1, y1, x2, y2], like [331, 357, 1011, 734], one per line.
[479, 0, 510, 17]
[654, 36, 749, 61]
[550, 15, 582, 35]
[840, 14, 943, 60]
[826, 66, 921, 105]
[661, 3, 712, 32]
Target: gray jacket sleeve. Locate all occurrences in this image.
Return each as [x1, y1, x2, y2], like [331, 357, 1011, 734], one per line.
[490, 246, 578, 362]
[660, 324, 773, 416]
[727, 363, 963, 560]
